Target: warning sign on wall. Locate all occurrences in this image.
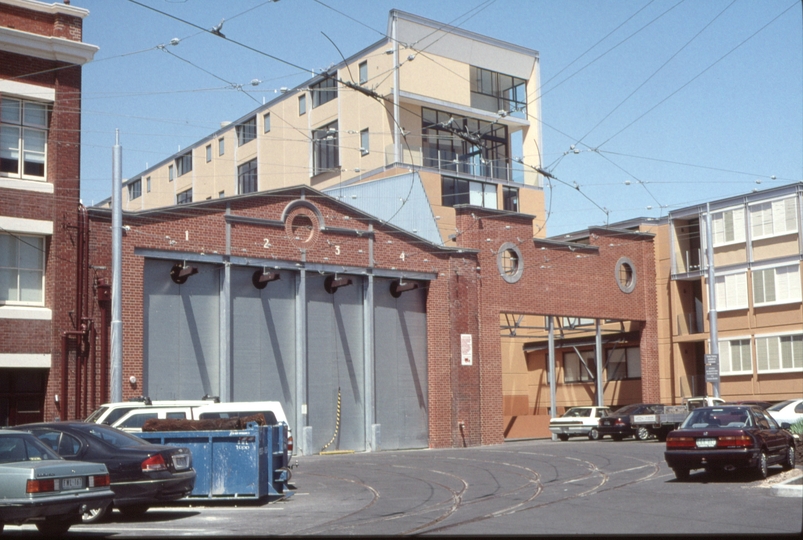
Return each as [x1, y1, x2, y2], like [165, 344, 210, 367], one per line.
[461, 334, 472, 366]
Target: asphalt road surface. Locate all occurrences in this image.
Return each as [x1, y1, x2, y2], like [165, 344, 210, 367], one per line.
[6, 437, 802, 537]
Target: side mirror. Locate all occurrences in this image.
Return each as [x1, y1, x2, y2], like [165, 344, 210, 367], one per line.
[781, 422, 791, 430]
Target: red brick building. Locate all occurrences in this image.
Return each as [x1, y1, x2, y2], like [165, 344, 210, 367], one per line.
[84, 183, 658, 452]
[0, 0, 97, 425]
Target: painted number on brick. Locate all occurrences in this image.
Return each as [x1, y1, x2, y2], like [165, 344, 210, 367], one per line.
[264, 238, 271, 249]
[400, 252, 406, 261]
[335, 245, 340, 255]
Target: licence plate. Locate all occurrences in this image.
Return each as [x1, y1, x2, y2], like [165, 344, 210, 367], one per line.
[172, 454, 190, 470]
[696, 438, 716, 448]
[61, 477, 84, 489]
[603, 421, 610, 426]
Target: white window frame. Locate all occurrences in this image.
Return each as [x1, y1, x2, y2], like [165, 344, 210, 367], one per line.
[749, 197, 798, 240]
[710, 206, 745, 247]
[1, 97, 48, 181]
[752, 264, 802, 307]
[717, 338, 752, 375]
[755, 333, 803, 373]
[713, 271, 748, 311]
[0, 232, 45, 306]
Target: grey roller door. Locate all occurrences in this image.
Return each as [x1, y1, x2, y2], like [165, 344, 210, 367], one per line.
[306, 274, 364, 452]
[374, 278, 428, 449]
[230, 267, 295, 431]
[143, 259, 220, 400]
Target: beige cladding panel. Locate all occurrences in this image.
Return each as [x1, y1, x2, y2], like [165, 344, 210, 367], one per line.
[752, 235, 800, 260]
[399, 55, 471, 106]
[753, 304, 803, 331]
[395, 17, 537, 79]
[713, 243, 747, 267]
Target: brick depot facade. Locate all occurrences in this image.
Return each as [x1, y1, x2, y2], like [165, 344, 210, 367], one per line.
[1, 0, 96, 426]
[83, 186, 658, 451]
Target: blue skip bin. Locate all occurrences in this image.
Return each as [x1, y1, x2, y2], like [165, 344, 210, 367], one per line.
[138, 422, 290, 500]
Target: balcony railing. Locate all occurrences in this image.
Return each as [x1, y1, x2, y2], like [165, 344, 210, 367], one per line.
[385, 145, 539, 186]
[676, 312, 704, 336]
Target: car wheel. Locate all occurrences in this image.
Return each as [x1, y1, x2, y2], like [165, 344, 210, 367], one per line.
[673, 468, 690, 481]
[782, 445, 796, 471]
[636, 426, 650, 441]
[612, 434, 624, 442]
[588, 428, 601, 441]
[118, 504, 150, 517]
[35, 519, 71, 536]
[557, 434, 569, 442]
[756, 451, 769, 479]
[82, 504, 109, 523]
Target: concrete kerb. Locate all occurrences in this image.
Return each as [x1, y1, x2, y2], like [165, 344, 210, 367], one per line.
[770, 467, 803, 498]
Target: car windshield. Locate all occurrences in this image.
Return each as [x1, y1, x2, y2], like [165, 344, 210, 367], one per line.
[682, 407, 751, 429]
[70, 423, 150, 448]
[85, 406, 108, 423]
[613, 404, 644, 415]
[0, 434, 61, 463]
[767, 400, 795, 412]
[562, 408, 591, 418]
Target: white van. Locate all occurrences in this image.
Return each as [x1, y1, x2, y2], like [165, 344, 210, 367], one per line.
[85, 396, 216, 426]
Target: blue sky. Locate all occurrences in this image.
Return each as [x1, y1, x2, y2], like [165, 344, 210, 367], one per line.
[76, 0, 803, 236]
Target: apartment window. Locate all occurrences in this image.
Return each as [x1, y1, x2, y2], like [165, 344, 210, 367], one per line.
[756, 334, 803, 373]
[0, 233, 44, 305]
[753, 265, 802, 306]
[176, 188, 192, 205]
[146, 176, 151, 193]
[360, 129, 369, 155]
[176, 152, 192, 177]
[358, 61, 368, 85]
[312, 121, 338, 175]
[606, 347, 641, 380]
[128, 179, 142, 200]
[718, 339, 752, 375]
[711, 207, 745, 246]
[714, 272, 747, 311]
[750, 197, 798, 239]
[218, 191, 225, 198]
[205, 144, 212, 162]
[236, 116, 256, 146]
[503, 186, 519, 212]
[168, 164, 174, 181]
[263, 113, 270, 133]
[441, 176, 497, 209]
[1, 98, 48, 178]
[563, 350, 595, 383]
[218, 137, 225, 156]
[422, 107, 509, 180]
[311, 75, 337, 108]
[470, 66, 527, 117]
[237, 158, 258, 194]
[298, 94, 306, 116]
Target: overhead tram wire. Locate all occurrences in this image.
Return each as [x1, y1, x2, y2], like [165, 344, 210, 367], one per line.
[595, 0, 800, 150]
[570, 0, 737, 150]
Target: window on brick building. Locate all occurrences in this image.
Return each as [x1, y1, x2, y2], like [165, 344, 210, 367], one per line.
[236, 116, 256, 146]
[563, 350, 595, 383]
[237, 158, 257, 194]
[312, 121, 338, 175]
[0, 233, 45, 305]
[606, 347, 641, 380]
[1, 98, 48, 179]
[176, 152, 192, 176]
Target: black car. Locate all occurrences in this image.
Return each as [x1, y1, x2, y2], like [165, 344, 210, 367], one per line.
[664, 405, 796, 480]
[597, 404, 664, 441]
[15, 422, 195, 523]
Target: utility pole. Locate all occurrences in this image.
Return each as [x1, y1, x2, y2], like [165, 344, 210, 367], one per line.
[704, 203, 720, 398]
[111, 130, 123, 403]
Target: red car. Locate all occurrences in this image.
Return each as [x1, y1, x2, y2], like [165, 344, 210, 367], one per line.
[664, 405, 796, 480]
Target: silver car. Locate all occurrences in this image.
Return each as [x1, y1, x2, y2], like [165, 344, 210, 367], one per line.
[0, 430, 114, 535]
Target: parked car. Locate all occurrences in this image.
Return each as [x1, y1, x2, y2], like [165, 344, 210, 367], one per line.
[549, 406, 611, 441]
[726, 400, 772, 410]
[14, 422, 195, 524]
[767, 399, 803, 426]
[0, 430, 113, 535]
[85, 395, 217, 426]
[597, 404, 664, 441]
[664, 405, 796, 480]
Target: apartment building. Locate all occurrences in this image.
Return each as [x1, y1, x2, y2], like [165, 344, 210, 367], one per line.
[669, 182, 802, 402]
[112, 10, 546, 244]
[0, 0, 97, 425]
